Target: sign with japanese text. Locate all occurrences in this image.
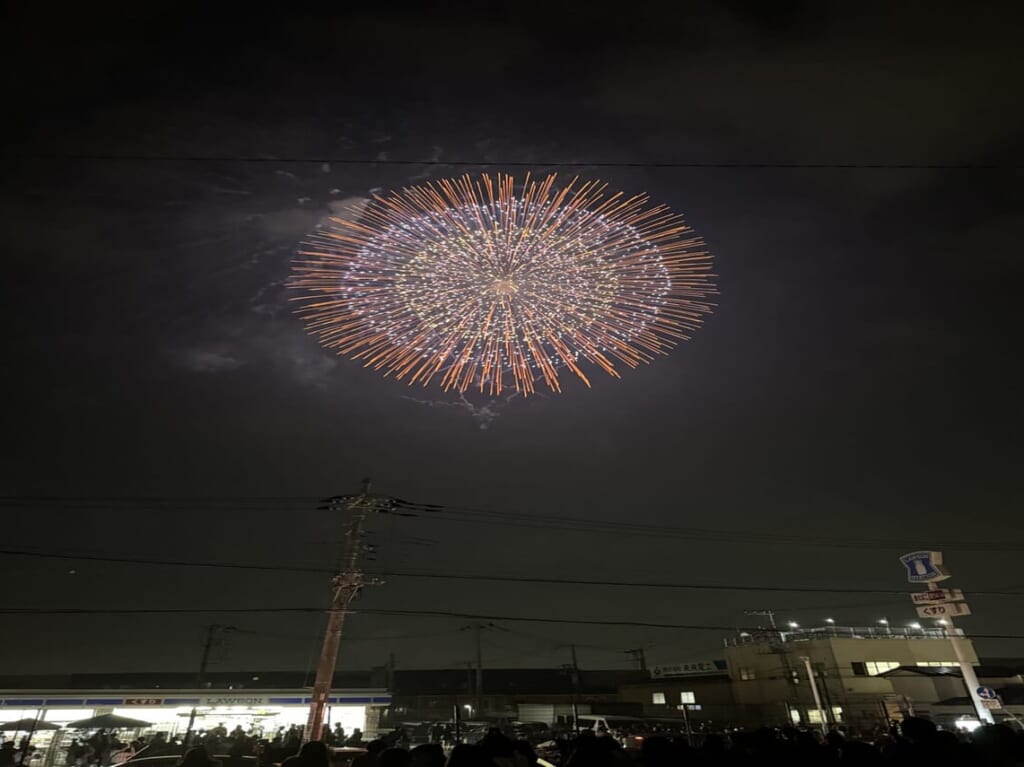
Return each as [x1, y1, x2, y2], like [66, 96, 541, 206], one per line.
[652, 660, 726, 678]
[916, 602, 971, 618]
[910, 589, 965, 605]
[201, 696, 269, 706]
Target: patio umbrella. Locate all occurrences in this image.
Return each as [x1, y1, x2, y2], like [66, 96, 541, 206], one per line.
[0, 719, 61, 731]
[67, 714, 152, 729]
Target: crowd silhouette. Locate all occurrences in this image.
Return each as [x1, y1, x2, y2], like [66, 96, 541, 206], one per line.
[173, 718, 1024, 767]
[7, 717, 1024, 767]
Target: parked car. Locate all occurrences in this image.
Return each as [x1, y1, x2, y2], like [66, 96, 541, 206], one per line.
[328, 746, 368, 767]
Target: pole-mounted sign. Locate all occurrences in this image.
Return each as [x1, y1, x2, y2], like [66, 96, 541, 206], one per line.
[899, 551, 950, 583]
[898, 551, 992, 725]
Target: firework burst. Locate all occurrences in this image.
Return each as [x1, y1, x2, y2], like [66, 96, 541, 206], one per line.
[289, 173, 715, 394]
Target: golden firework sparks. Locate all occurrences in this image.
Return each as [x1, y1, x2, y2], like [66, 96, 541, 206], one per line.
[289, 173, 716, 395]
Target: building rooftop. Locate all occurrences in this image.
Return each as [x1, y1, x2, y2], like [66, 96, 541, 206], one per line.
[727, 625, 952, 646]
[0, 669, 646, 696]
[392, 669, 646, 695]
[0, 670, 383, 691]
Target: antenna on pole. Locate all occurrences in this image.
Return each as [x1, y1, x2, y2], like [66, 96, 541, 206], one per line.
[744, 609, 778, 630]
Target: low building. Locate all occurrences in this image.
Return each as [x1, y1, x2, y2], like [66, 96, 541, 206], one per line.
[881, 664, 1024, 727]
[722, 624, 980, 731]
[387, 668, 646, 726]
[617, 661, 747, 730]
[0, 670, 391, 753]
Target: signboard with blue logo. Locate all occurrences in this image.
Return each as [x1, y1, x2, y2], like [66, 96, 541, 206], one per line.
[899, 551, 950, 583]
[977, 686, 998, 700]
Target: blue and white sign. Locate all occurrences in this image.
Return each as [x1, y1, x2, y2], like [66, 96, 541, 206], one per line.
[977, 686, 998, 701]
[899, 551, 950, 583]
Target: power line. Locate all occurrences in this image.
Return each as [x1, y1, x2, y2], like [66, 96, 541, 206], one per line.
[398, 499, 1024, 552]
[235, 627, 463, 643]
[4, 546, 1023, 597]
[15, 153, 1023, 171]
[2, 604, 1024, 641]
[418, 512, 1023, 552]
[0, 496, 314, 502]
[2, 496, 1021, 552]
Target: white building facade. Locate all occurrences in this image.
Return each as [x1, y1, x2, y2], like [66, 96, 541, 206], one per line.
[723, 624, 978, 731]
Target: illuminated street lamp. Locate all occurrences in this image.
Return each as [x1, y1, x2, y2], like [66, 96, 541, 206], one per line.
[824, 618, 835, 624]
[787, 621, 799, 629]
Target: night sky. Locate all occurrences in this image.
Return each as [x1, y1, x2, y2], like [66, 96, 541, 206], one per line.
[2, 2, 1022, 676]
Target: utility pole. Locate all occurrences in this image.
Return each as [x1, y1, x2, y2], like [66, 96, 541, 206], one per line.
[678, 699, 692, 746]
[943, 615, 993, 724]
[464, 660, 475, 705]
[475, 624, 483, 716]
[452, 701, 462, 744]
[569, 645, 581, 734]
[460, 623, 498, 717]
[800, 656, 827, 734]
[624, 648, 647, 672]
[184, 624, 235, 746]
[386, 652, 396, 692]
[304, 479, 381, 742]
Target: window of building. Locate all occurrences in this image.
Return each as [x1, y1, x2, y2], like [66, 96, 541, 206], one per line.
[915, 661, 957, 667]
[831, 707, 843, 722]
[865, 661, 900, 675]
[789, 709, 801, 725]
[807, 709, 824, 724]
[739, 667, 756, 681]
[652, 692, 666, 705]
[852, 661, 899, 676]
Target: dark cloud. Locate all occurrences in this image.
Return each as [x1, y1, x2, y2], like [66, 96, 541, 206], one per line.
[178, 349, 246, 373]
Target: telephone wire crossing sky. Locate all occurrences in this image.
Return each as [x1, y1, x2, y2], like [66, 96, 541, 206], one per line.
[290, 173, 716, 394]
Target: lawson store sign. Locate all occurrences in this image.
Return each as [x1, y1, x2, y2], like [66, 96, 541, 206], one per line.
[0, 692, 392, 708]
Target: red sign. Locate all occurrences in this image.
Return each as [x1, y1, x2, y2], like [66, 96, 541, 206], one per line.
[910, 589, 965, 605]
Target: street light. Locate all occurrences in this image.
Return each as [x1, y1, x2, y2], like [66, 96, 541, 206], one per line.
[788, 621, 799, 629]
[878, 618, 889, 625]
[908, 622, 922, 630]
[825, 618, 835, 624]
